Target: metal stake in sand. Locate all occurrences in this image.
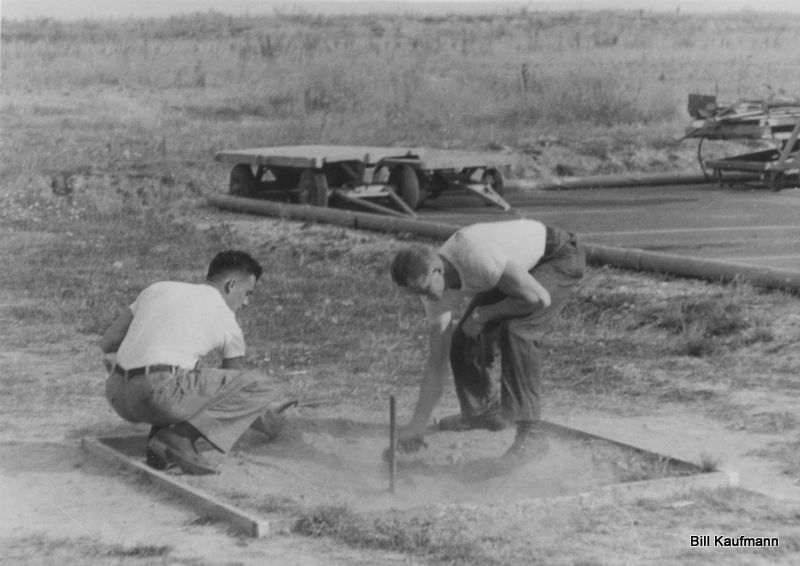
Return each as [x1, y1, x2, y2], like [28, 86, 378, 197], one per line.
[388, 395, 397, 494]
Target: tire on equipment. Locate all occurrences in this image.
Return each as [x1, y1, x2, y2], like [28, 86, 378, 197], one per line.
[297, 169, 329, 207]
[481, 168, 505, 196]
[389, 164, 421, 210]
[229, 164, 259, 197]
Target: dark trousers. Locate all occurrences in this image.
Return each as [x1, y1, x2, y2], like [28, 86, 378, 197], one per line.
[449, 228, 584, 423]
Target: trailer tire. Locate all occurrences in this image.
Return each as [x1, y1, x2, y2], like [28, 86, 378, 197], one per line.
[482, 168, 505, 196]
[230, 164, 259, 197]
[298, 169, 329, 207]
[390, 164, 421, 210]
[265, 166, 303, 191]
[769, 171, 784, 192]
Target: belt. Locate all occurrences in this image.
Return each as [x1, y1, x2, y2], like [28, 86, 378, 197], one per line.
[113, 364, 180, 378]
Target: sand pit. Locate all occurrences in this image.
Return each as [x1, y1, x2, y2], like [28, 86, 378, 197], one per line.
[94, 407, 721, 529]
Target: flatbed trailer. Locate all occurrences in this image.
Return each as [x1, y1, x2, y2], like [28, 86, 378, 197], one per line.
[214, 145, 513, 217]
[684, 94, 800, 191]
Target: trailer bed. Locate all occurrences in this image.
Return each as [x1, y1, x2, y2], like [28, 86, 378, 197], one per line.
[215, 145, 515, 215]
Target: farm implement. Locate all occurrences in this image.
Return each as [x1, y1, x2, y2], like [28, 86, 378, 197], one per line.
[684, 93, 800, 191]
[215, 145, 513, 217]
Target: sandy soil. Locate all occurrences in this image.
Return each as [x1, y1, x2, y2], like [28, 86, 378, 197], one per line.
[2, 217, 800, 565]
[98, 410, 703, 517]
[3, 395, 798, 565]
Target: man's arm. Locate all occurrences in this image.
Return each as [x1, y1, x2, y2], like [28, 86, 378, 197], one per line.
[98, 309, 133, 354]
[404, 323, 453, 435]
[496, 260, 550, 307]
[460, 261, 550, 337]
[482, 261, 551, 319]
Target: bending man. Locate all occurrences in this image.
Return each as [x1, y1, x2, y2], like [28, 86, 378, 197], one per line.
[390, 219, 584, 463]
[99, 250, 277, 475]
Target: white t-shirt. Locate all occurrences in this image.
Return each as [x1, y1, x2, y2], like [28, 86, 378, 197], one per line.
[423, 219, 547, 327]
[116, 281, 245, 370]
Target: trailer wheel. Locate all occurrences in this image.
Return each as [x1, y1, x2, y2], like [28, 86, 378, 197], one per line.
[769, 171, 784, 192]
[298, 169, 329, 207]
[389, 164, 421, 210]
[482, 168, 505, 196]
[265, 166, 303, 191]
[230, 164, 258, 197]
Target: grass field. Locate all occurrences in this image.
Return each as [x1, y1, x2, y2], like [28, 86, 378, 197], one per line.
[2, 7, 800, 566]
[2, 9, 800, 187]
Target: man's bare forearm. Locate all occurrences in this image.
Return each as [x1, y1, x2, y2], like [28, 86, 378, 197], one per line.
[408, 366, 446, 430]
[407, 326, 451, 433]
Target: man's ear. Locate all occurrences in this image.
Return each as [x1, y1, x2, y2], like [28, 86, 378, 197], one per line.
[224, 278, 236, 294]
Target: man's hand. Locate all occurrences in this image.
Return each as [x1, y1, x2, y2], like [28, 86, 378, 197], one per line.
[461, 310, 485, 338]
[382, 425, 428, 463]
[397, 425, 429, 453]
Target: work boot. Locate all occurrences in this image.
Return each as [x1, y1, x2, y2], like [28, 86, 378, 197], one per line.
[249, 400, 298, 442]
[250, 410, 285, 442]
[147, 423, 219, 475]
[437, 412, 508, 432]
[502, 421, 549, 465]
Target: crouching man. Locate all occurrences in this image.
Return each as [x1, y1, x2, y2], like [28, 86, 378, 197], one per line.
[99, 250, 278, 475]
[390, 219, 584, 464]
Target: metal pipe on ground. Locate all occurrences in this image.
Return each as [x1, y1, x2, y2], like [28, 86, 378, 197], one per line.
[209, 194, 457, 240]
[586, 245, 800, 294]
[506, 172, 761, 192]
[207, 194, 800, 294]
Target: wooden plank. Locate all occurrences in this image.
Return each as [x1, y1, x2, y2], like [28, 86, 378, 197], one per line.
[536, 420, 738, 502]
[216, 145, 513, 170]
[215, 150, 315, 169]
[364, 418, 735, 521]
[85, 418, 736, 536]
[425, 469, 736, 517]
[81, 437, 280, 538]
[216, 145, 419, 168]
[380, 150, 512, 171]
[541, 421, 707, 471]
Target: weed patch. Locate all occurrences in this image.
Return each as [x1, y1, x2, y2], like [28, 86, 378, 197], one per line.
[294, 505, 495, 564]
[106, 544, 172, 558]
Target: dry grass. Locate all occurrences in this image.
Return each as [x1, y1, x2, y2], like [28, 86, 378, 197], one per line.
[2, 9, 800, 566]
[294, 505, 491, 564]
[2, 10, 800, 187]
[2, 180, 799, 564]
[3, 535, 178, 566]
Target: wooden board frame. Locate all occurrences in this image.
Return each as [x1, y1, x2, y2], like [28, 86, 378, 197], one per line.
[83, 421, 736, 538]
[81, 437, 286, 538]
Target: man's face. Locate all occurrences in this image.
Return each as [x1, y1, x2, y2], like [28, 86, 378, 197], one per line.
[405, 263, 445, 301]
[223, 273, 257, 312]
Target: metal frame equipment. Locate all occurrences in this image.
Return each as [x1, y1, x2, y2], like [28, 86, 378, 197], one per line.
[684, 93, 800, 191]
[215, 145, 513, 217]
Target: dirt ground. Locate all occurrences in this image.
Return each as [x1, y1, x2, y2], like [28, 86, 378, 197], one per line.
[2, 215, 800, 565]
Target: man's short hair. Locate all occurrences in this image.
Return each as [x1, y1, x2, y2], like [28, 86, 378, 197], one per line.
[390, 246, 437, 287]
[207, 250, 263, 281]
